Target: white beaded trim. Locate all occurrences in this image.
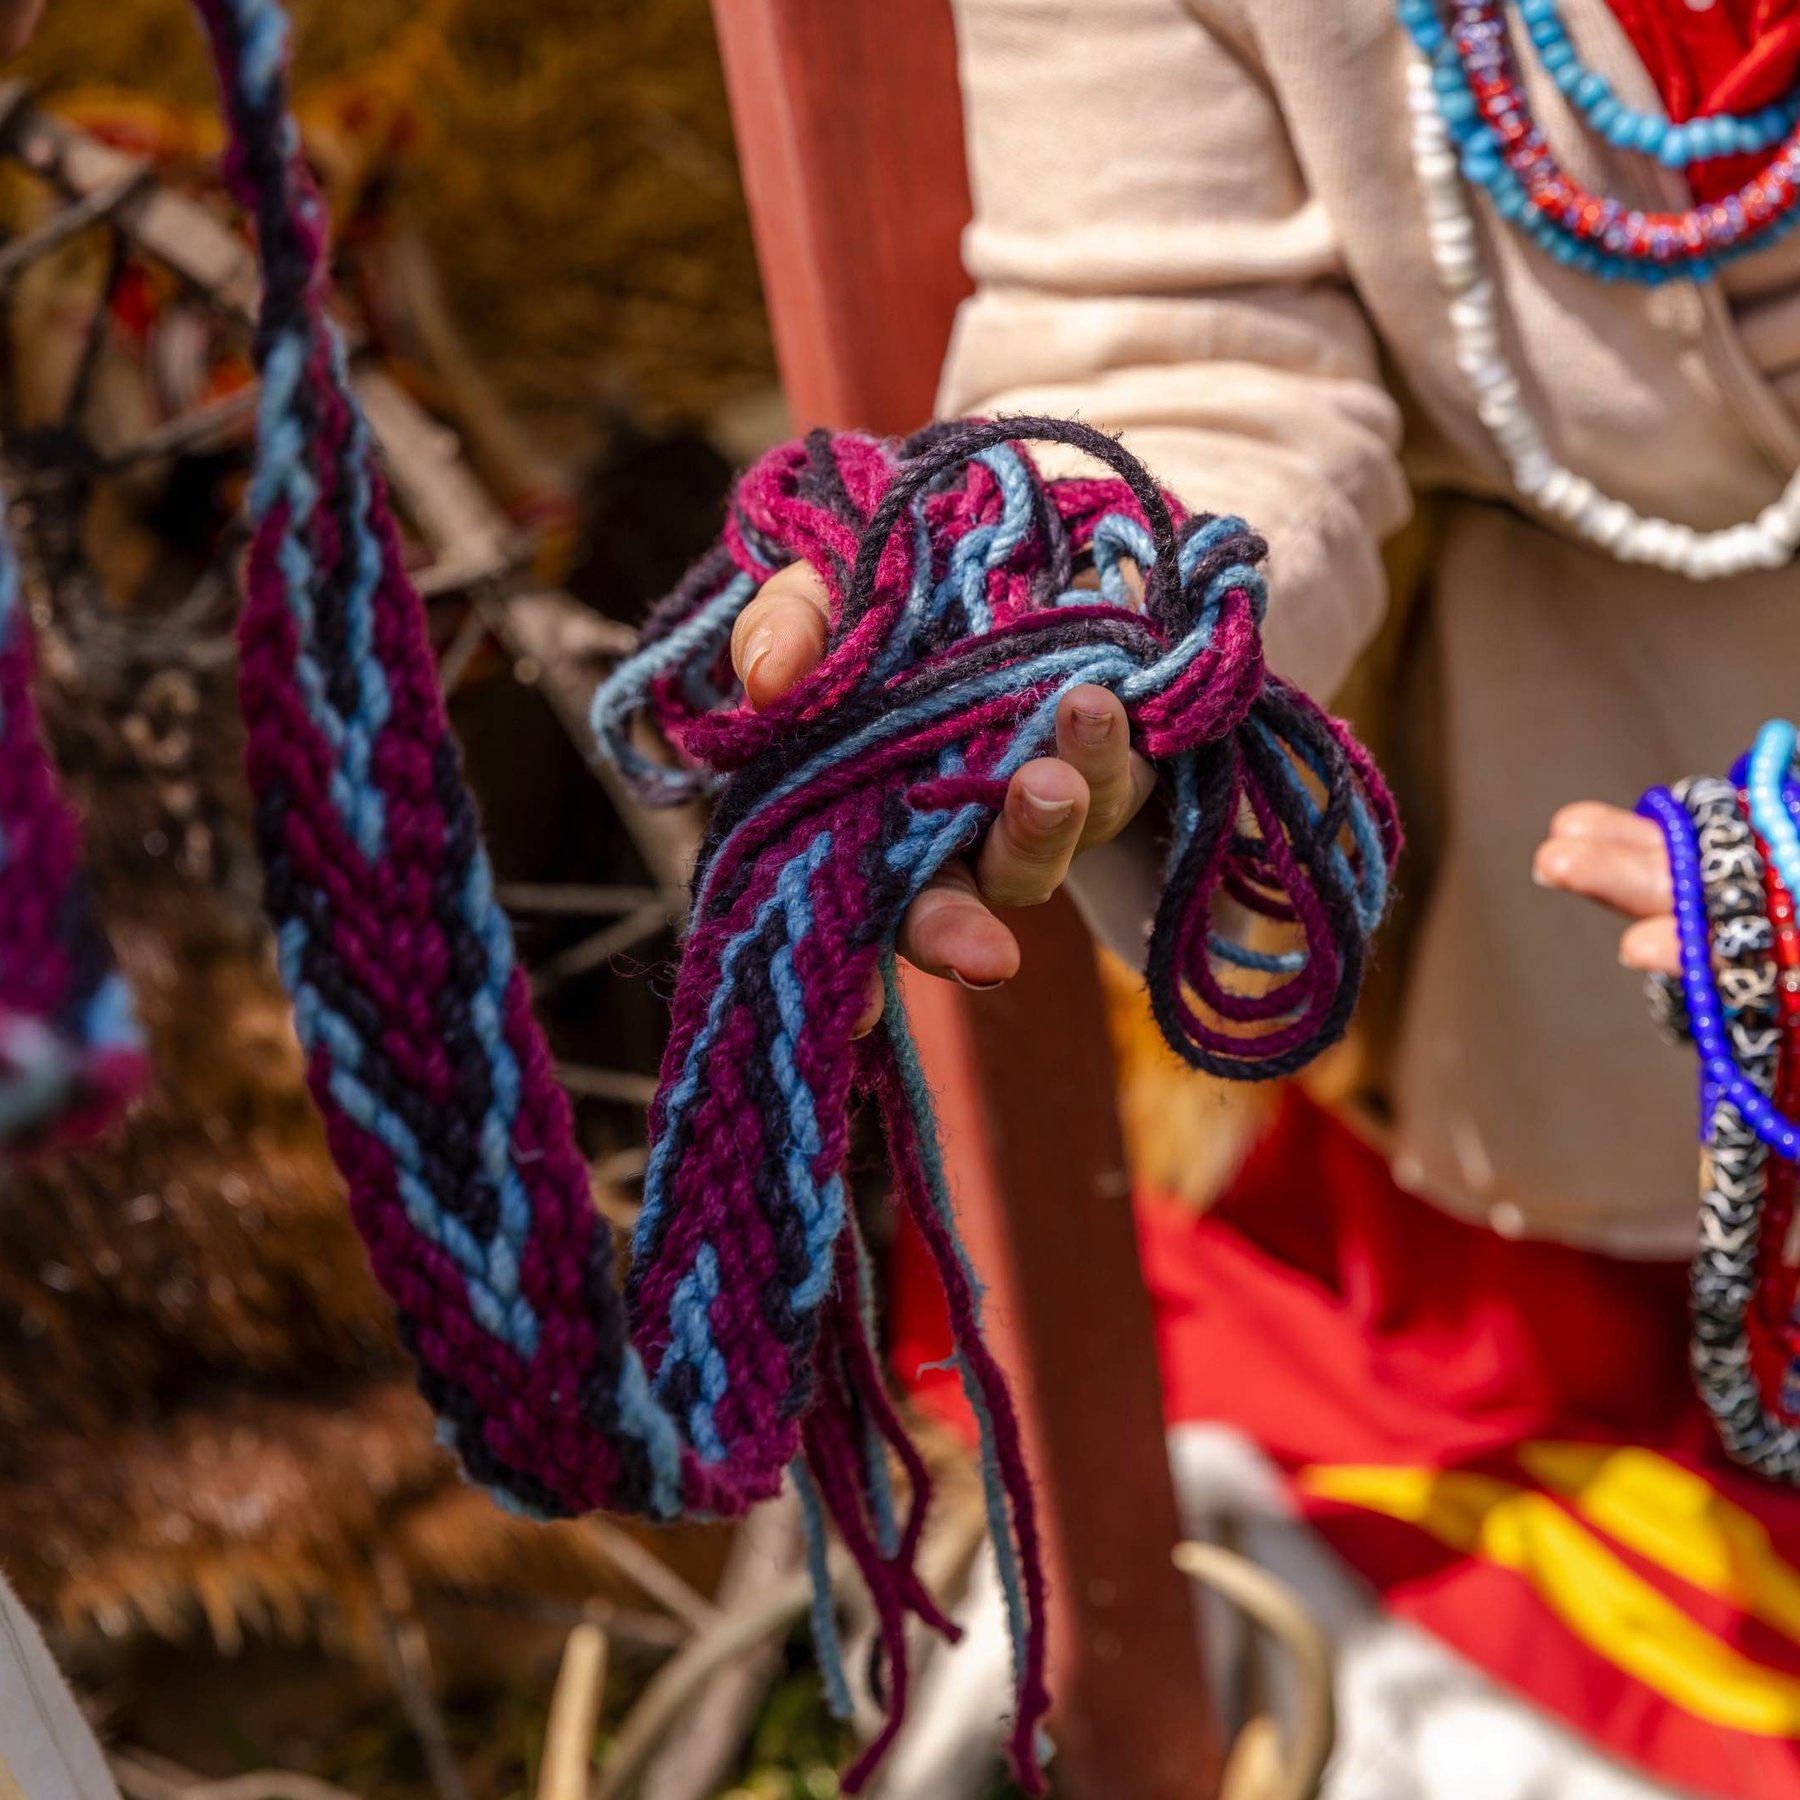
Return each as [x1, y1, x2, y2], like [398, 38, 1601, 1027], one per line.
[1404, 54, 1800, 579]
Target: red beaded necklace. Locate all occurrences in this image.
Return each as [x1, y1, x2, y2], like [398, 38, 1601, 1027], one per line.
[1454, 0, 1800, 264]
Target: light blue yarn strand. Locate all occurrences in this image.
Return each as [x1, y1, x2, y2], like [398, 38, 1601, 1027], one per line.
[794, 1462, 857, 1720]
[634, 829, 837, 1252]
[658, 1244, 730, 1463]
[878, 954, 1034, 1709]
[850, 1218, 902, 1559]
[589, 576, 752, 800]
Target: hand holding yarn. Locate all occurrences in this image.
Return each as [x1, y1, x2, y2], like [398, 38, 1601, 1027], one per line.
[732, 558, 1157, 1024]
[600, 414, 1403, 1080]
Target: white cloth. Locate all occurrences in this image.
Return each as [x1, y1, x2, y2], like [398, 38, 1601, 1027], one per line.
[0, 1573, 119, 1800]
[872, 1428, 1700, 1800]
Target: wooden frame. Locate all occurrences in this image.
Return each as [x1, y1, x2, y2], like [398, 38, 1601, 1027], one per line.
[708, 5, 1221, 1793]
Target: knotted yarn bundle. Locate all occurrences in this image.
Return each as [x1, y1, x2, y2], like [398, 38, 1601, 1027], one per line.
[0, 0, 1402, 1785]
[0, 511, 147, 1155]
[599, 417, 1401, 1080]
[589, 417, 1401, 1773]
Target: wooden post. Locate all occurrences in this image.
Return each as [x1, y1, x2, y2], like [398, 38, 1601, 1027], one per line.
[708, 5, 1221, 1795]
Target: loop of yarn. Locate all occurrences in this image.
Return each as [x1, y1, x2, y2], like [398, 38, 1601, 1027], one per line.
[0, 511, 147, 1155]
[0, 1, 1401, 1786]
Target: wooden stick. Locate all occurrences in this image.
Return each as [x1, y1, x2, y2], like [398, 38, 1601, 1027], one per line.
[637, 1493, 802, 1800]
[537, 1624, 611, 1800]
[593, 1551, 846, 1800]
[1172, 1543, 1335, 1800]
[112, 1750, 359, 1800]
[375, 1559, 473, 1800]
[584, 1518, 719, 1634]
[528, 903, 670, 1000]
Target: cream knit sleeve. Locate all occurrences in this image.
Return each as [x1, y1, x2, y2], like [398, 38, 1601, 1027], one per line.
[938, 0, 1412, 703]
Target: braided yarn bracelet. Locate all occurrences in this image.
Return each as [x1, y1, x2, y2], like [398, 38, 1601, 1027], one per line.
[0, 508, 147, 1155]
[0, 0, 1401, 1784]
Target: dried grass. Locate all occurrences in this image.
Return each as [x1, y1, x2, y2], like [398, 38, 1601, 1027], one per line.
[18, 0, 775, 445]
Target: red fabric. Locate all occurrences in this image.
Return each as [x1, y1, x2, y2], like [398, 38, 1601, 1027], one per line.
[885, 1091, 1800, 1796]
[1602, 0, 1800, 199]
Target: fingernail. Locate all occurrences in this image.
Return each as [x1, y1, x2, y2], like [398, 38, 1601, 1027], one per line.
[951, 971, 1006, 992]
[1071, 704, 1113, 748]
[742, 627, 775, 684]
[1020, 787, 1075, 832]
[1532, 851, 1567, 888]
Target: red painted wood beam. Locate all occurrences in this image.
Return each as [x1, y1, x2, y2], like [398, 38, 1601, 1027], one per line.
[708, 5, 1221, 1794]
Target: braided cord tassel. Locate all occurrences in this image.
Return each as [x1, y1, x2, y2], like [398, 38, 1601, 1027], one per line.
[185, 0, 1398, 1777]
[0, 507, 146, 1154]
[597, 417, 1400, 1784]
[193, 0, 722, 1524]
[183, 0, 1039, 1780]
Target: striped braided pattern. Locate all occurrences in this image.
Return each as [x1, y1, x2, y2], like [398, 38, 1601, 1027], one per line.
[195, 0, 712, 1527]
[0, 507, 146, 1155]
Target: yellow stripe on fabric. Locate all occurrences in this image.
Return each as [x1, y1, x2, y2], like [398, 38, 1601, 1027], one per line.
[1299, 1461, 1800, 1736]
[1518, 1441, 1800, 1649]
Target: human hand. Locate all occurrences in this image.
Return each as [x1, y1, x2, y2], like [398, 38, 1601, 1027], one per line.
[0, 0, 44, 59]
[731, 559, 1157, 1031]
[1532, 801, 1677, 975]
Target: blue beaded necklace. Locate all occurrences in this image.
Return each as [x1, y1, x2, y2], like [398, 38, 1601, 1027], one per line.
[1514, 0, 1800, 166]
[1641, 784, 1800, 1161]
[1398, 0, 1800, 284]
[1746, 720, 1800, 899]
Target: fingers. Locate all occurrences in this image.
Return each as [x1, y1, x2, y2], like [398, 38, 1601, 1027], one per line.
[897, 859, 1022, 987]
[1545, 801, 1663, 850]
[1055, 685, 1157, 850]
[730, 560, 831, 710]
[1533, 827, 1673, 919]
[851, 969, 885, 1039]
[975, 757, 1091, 910]
[855, 855, 1026, 1032]
[874, 718, 1133, 1006]
[1619, 915, 1680, 975]
[1536, 800, 1679, 975]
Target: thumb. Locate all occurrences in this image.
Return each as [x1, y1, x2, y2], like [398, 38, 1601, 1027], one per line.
[730, 560, 831, 711]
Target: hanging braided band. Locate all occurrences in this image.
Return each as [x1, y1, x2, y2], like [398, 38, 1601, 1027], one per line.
[0, 506, 147, 1155]
[178, 0, 1405, 1784]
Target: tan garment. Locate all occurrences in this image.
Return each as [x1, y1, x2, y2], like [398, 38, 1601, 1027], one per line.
[939, 0, 1800, 1258]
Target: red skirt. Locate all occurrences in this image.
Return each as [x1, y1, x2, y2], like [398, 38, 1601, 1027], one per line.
[889, 1091, 1800, 1799]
